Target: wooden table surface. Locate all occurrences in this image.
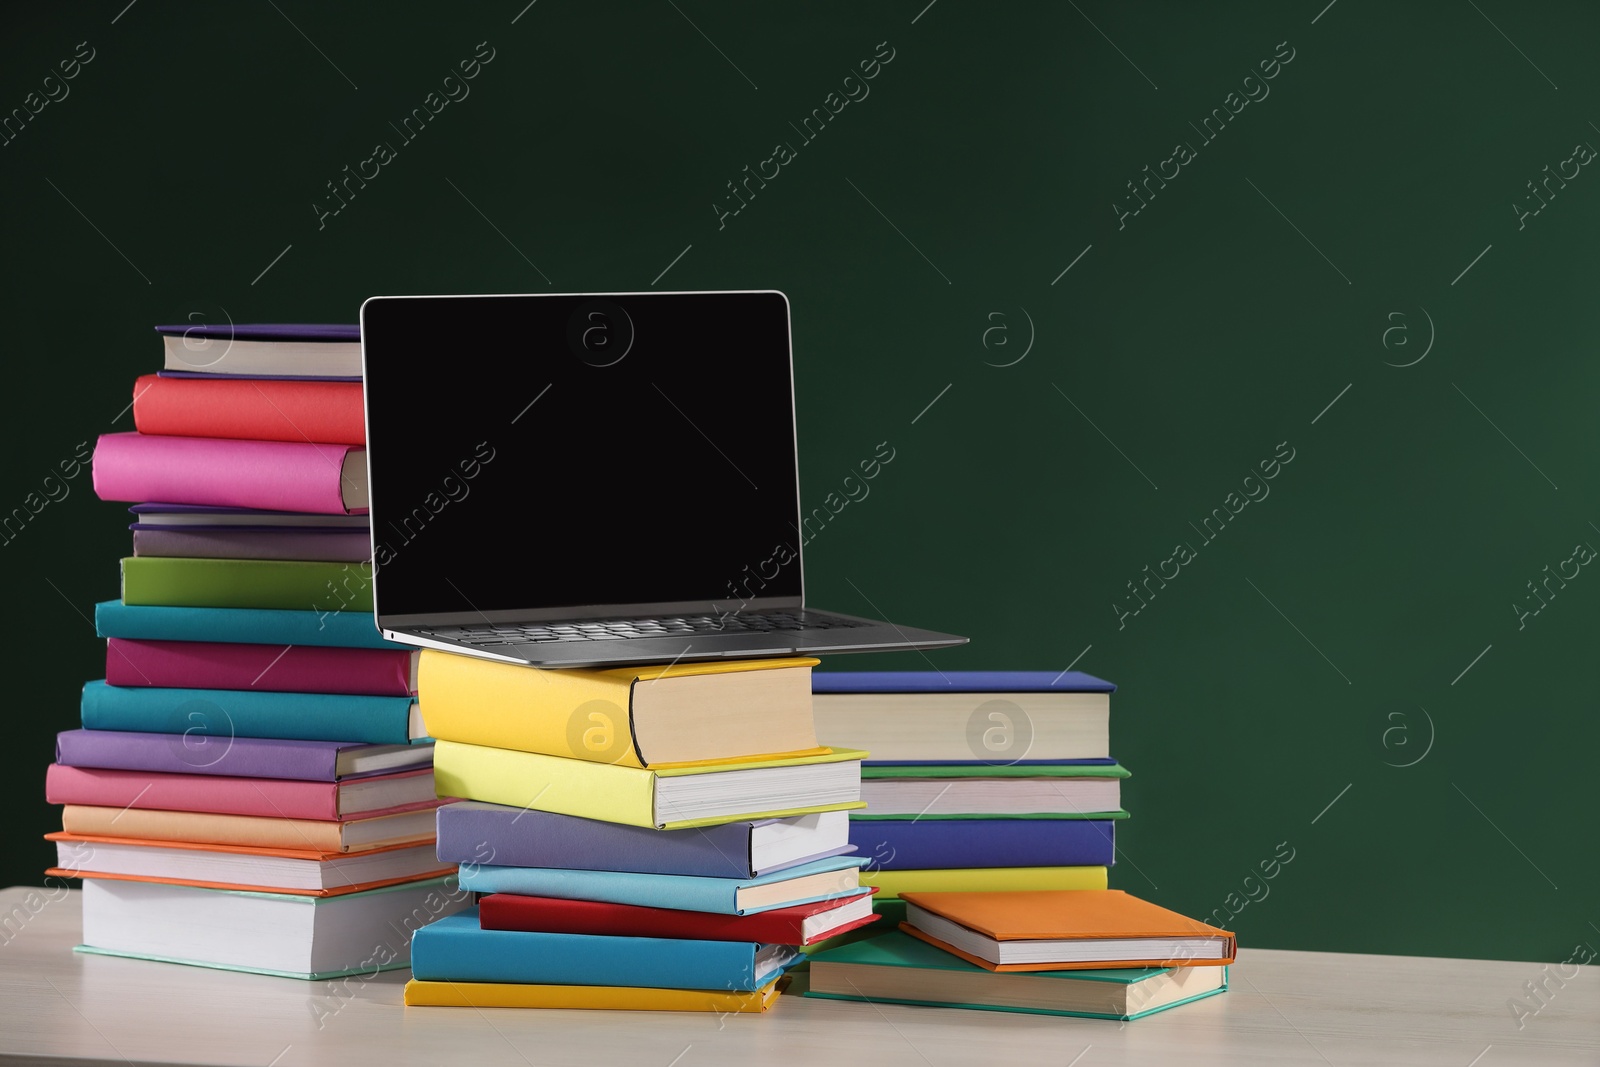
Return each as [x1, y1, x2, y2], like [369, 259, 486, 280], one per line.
[0, 887, 1595, 1066]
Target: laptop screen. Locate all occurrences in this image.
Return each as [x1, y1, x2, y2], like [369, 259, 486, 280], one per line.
[361, 291, 804, 620]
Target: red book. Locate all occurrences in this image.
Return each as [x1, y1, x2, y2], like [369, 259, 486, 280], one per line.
[131, 374, 365, 445]
[106, 638, 416, 696]
[478, 891, 880, 946]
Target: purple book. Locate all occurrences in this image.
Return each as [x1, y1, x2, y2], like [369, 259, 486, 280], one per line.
[55, 729, 431, 783]
[153, 324, 360, 342]
[436, 801, 855, 878]
[132, 527, 372, 563]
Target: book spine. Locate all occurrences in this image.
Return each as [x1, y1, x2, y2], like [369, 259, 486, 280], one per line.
[93, 600, 402, 649]
[848, 818, 1116, 869]
[478, 893, 804, 943]
[105, 639, 414, 696]
[119, 557, 374, 612]
[80, 681, 414, 745]
[432, 740, 658, 828]
[131, 374, 366, 445]
[61, 805, 346, 851]
[132, 527, 373, 563]
[457, 864, 737, 913]
[55, 729, 341, 781]
[92, 431, 358, 514]
[43, 763, 339, 819]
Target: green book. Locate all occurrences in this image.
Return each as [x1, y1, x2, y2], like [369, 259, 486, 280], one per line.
[120, 557, 373, 612]
[804, 930, 1227, 1020]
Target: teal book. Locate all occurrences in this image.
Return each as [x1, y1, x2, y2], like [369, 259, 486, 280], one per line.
[804, 931, 1228, 1020]
[411, 910, 799, 990]
[80, 680, 419, 745]
[94, 600, 403, 649]
[457, 855, 868, 915]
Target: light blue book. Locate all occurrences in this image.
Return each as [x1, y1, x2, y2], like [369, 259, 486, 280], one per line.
[93, 600, 404, 650]
[410, 910, 799, 990]
[80, 680, 419, 746]
[457, 855, 868, 915]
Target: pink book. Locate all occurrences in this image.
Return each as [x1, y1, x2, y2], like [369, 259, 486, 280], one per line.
[92, 432, 366, 514]
[106, 638, 417, 696]
[44, 764, 439, 821]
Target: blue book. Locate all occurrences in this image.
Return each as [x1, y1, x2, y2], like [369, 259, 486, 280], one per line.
[812, 671, 1116, 693]
[848, 818, 1116, 870]
[94, 601, 403, 650]
[410, 910, 798, 989]
[457, 855, 868, 915]
[437, 801, 854, 878]
[80, 680, 418, 745]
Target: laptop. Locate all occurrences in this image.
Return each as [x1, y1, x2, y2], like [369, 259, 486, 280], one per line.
[359, 290, 967, 668]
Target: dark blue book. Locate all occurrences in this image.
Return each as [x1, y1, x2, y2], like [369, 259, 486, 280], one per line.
[849, 818, 1116, 870]
[813, 671, 1115, 693]
[410, 910, 798, 990]
[436, 801, 855, 878]
[155, 323, 360, 379]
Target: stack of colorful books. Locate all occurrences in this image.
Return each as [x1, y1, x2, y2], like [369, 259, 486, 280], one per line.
[402, 653, 878, 1011]
[806, 889, 1233, 1021]
[812, 671, 1123, 901]
[43, 323, 462, 980]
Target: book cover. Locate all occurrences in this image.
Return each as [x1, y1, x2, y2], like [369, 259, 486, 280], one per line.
[94, 600, 401, 650]
[436, 801, 852, 878]
[59, 805, 434, 853]
[849, 818, 1116, 870]
[44, 764, 437, 821]
[104, 639, 414, 696]
[131, 527, 372, 563]
[457, 855, 868, 916]
[120, 557, 373, 612]
[156, 322, 361, 379]
[81, 681, 416, 745]
[812, 671, 1116, 693]
[409, 910, 798, 990]
[417, 651, 821, 768]
[92, 432, 365, 514]
[131, 374, 365, 445]
[804, 931, 1227, 1021]
[55, 729, 430, 782]
[899, 889, 1237, 970]
[861, 866, 1109, 899]
[403, 977, 781, 1011]
[477, 891, 879, 946]
[432, 739, 865, 830]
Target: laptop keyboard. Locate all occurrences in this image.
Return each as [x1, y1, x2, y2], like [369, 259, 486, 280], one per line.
[416, 610, 869, 647]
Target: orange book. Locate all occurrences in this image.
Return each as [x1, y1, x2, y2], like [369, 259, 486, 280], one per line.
[899, 889, 1235, 971]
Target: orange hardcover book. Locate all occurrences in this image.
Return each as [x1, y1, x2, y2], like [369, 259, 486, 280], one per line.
[899, 889, 1236, 971]
[46, 832, 452, 897]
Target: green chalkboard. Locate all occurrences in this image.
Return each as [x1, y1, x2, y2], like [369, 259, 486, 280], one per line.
[3, 1, 1596, 964]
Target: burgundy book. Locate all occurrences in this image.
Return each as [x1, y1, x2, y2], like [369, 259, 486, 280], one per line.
[105, 638, 416, 696]
[477, 891, 880, 946]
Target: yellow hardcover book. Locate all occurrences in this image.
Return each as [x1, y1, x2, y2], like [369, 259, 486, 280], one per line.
[433, 740, 868, 830]
[418, 652, 824, 769]
[862, 866, 1109, 899]
[403, 977, 780, 1011]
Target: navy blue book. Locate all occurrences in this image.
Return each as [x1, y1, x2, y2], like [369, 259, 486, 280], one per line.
[812, 671, 1117, 763]
[410, 910, 799, 990]
[849, 818, 1116, 870]
[155, 323, 361, 379]
[436, 801, 855, 878]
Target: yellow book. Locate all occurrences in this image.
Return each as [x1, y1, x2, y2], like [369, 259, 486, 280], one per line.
[403, 977, 780, 1011]
[418, 652, 824, 769]
[862, 866, 1109, 899]
[433, 740, 868, 830]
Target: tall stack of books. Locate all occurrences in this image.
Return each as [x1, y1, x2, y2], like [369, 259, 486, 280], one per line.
[43, 323, 462, 980]
[812, 672, 1124, 904]
[402, 653, 878, 1011]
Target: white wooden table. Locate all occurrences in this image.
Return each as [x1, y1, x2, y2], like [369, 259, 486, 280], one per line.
[1, 888, 1594, 1066]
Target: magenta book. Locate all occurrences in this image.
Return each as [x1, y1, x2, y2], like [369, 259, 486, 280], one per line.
[92, 432, 366, 514]
[106, 638, 415, 696]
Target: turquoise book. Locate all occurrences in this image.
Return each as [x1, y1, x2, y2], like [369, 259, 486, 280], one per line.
[457, 855, 868, 915]
[804, 931, 1228, 1020]
[80, 681, 419, 745]
[94, 600, 404, 650]
[410, 910, 799, 990]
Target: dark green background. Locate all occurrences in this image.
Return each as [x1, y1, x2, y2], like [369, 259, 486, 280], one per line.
[4, 2, 1595, 963]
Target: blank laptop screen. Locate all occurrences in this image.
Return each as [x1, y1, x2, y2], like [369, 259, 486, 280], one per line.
[361, 291, 804, 620]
